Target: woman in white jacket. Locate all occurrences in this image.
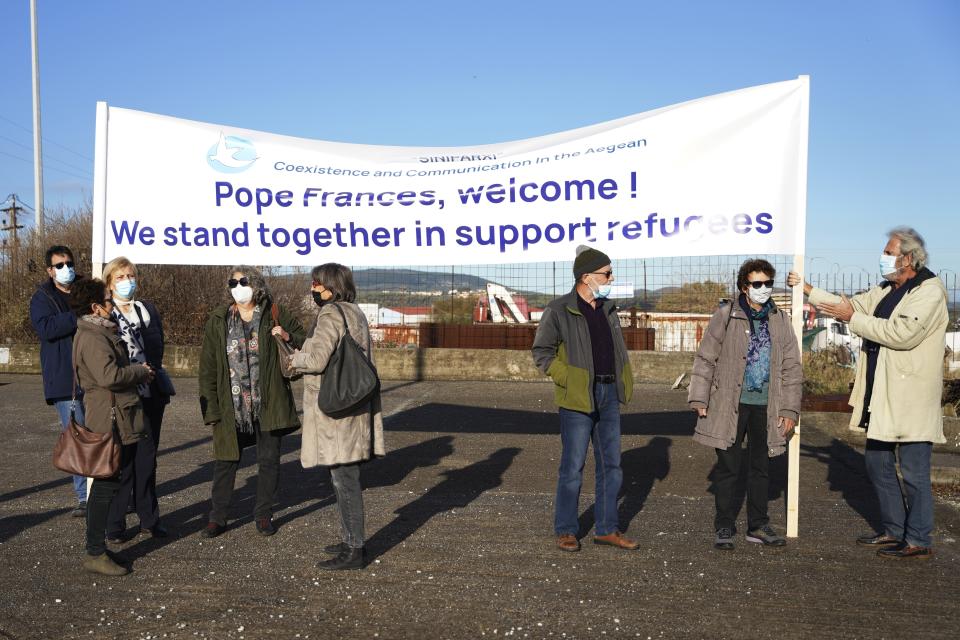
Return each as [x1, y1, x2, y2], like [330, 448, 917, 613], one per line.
[789, 227, 948, 560]
[290, 263, 385, 570]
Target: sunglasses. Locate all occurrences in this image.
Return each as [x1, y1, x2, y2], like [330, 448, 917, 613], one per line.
[51, 261, 74, 270]
[590, 270, 614, 279]
[228, 277, 250, 289]
[748, 279, 775, 289]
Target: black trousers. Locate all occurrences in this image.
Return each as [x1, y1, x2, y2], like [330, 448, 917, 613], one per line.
[208, 425, 282, 525]
[106, 397, 165, 534]
[713, 403, 770, 531]
[86, 446, 133, 555]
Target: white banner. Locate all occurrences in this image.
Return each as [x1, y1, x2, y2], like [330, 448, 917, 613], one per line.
[93, 77, 808, 267]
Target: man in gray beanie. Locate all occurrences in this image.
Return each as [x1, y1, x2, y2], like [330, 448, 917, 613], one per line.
[532, 245, 637, 552]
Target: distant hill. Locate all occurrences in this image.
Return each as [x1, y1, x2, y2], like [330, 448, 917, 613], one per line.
[353, 268, 491, 292]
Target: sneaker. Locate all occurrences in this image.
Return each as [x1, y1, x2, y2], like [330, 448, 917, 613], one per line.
[714, 528, 735, 550]
[71, 502, 87, 518]
[255, 517, 277, 537]
[200, 522, 226, 539]
[746, 525, 786, 547]
[82, 552, 130, 576]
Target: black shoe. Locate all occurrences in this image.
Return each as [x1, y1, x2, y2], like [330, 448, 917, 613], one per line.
[323, 542, 349, 555]
[71, 501, 87, 518]
[143, 524, 169, 538]
[106, 527, 140, 544]
[200, 522, 225, 539]
[714, 528, 735, 550]
[856, 533, 902, 547]
[255, 517, 277, 537]
[746, 525, 786, 547]
[878, 544, 933, 560]
[317, 547, 365, 570]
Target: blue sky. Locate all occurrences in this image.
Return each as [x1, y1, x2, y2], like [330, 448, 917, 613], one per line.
[1, 1, 958, 276]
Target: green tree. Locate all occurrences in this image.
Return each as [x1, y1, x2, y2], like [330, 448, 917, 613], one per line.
[431, 296, 475, 324]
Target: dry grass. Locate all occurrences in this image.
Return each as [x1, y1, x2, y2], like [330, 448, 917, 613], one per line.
[803, 347, 856, 395]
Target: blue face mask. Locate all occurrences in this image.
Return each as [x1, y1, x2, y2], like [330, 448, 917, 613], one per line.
[595, 284, 612, 299]
[879, 254, 899, 279]
[54, 266, 75, 286]
[115, 278, 136, 299]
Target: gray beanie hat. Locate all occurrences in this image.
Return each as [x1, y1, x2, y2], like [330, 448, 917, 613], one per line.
[573, 245, 611, 279]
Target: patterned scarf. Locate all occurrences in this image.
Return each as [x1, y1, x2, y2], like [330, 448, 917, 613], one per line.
[112, 304, 150, 397]
[739, 294, 772, 392]
[226, 304, 263, 435]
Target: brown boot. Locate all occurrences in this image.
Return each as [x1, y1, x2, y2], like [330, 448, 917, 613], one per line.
[593, 531, 640, 550]
[82, 552, 130, 576]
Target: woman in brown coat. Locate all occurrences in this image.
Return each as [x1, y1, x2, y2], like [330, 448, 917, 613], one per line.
[70, 278, 153, 576]
[291, 263, 385, 571]
[687, 259, 802, 551]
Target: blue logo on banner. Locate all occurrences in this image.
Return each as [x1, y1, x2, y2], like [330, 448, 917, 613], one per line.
[207, 132, 257, 173]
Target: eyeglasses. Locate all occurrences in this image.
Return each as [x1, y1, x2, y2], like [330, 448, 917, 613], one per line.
[590, 271, 614, 279]
[228, 277, 250, 288]
[748, 279, 775, 289]
[51, 261, 74, 270]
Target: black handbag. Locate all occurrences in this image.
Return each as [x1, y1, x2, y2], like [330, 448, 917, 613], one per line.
[318, 303, 380, 418]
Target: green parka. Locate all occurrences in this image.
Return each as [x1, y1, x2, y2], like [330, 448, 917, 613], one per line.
[198, 300, 305, 461]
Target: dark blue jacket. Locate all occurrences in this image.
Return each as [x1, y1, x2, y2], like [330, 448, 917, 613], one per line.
[29, 279, 78, 403]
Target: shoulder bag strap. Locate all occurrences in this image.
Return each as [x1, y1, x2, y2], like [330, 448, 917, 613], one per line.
[713, 300, 736, 364]
[270, 302, 280, 327]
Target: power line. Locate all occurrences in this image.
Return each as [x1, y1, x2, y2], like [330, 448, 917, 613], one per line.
[0, 113, 93, 161]
[0, 148, 92, 182]
[0, 133, 93, 178]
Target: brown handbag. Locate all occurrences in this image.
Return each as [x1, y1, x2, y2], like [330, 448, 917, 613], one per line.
[52, 371, 121, 480]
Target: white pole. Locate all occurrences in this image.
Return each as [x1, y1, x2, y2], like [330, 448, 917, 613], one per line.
[92, 102, 109, 279]
[30, 0, 44, 232]
[787, 75, 811, 538]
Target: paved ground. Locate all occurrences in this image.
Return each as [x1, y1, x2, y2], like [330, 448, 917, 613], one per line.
[0, 374, 958, 640]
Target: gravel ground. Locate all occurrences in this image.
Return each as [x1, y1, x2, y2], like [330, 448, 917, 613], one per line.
[1, 374, 958, 640]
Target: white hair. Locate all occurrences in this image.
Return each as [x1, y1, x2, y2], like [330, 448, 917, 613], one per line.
[888, 227, 928, 270]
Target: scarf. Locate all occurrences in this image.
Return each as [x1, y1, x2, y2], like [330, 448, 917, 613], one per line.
[226, 304, 263, 435]
[112, 303, 151, 398]
[739, 294, 772, 393]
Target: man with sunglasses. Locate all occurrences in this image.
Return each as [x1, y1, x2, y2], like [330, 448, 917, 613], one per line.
[688, 258, 802, 550]
[29, 245, 88, 516]
[533, 245, 637, 553]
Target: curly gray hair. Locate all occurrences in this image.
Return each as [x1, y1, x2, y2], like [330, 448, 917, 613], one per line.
[229, 265, 271, 305]
[888, 227, 928, 270]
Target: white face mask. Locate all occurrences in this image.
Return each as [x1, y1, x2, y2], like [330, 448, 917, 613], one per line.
[879, 254, 900, 279]
[115, 278, 136, 300]
[231, 285, 254, 305]
[748, 286, 772, 305]
[53, 266, 75, 285]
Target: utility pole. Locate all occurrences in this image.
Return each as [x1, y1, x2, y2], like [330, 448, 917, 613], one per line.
[1, 195, 26, 247]
[31, 0, 45, 232]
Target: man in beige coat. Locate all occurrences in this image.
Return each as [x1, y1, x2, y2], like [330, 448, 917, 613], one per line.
[789, 227, 948, 560]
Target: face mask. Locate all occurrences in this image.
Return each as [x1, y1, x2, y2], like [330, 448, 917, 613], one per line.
[115, 279, 136, 299]
[879, 254, 899, 279]
[54, 266, 75, 286]
[586, 276, 612, 300]
[312, 291, 326, 307]
[748, 286, 772, 305]
[231, 285, 254, 305]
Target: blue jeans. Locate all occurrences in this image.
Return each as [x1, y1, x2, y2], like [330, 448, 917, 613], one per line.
[555, 382, 623, 537]
[54, 399, 88, 503]
[864, 439, 933, 548]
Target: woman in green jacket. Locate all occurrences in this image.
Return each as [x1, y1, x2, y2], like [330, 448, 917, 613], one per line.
[198, 266, 305, 538]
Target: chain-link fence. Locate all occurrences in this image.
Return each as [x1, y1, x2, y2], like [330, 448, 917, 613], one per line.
[2, 209, 957, 351]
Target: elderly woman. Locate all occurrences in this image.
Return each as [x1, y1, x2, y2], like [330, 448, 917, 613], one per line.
[70, 278, 154, 576]
[688, 258, 802, 551]
[101, 256, 171, 541]
[291, 263, 385, 570]
[198, 266, 305, 538]
[789, 227, 948, 560]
